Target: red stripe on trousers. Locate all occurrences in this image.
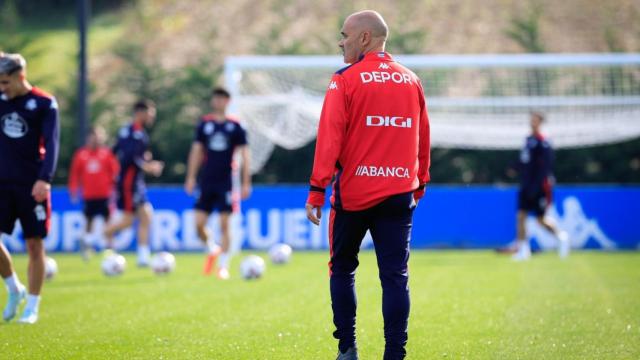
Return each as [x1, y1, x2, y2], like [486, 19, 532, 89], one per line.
[123, 166, 136, 212]
[543, 177, 552, 209]
[328, 208, 336, 276]
[45, 191, 51, 233]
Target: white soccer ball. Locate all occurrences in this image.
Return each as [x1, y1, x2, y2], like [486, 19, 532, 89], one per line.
[269, 243, 292, 265]
[101, 253, 126, 277]
[45, 256, 58, 280]
[240, 255, 266, 280]
[150, 252, 176, 275]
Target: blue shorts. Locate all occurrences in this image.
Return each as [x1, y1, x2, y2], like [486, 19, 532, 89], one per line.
[83, 198, 111, 220]
[518, 189, 549, 217]
[195, 188, 233, 213]
[0, 183, 50, 239]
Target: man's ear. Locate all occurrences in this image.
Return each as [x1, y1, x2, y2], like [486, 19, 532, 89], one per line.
[361, 31, 371, 46]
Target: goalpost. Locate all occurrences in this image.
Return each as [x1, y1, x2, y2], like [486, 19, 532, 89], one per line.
[224, 53, 640, 174]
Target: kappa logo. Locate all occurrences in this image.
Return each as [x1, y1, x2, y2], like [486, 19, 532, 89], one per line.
[328, 81, 338, 90]
[1, 112, 28, 138]
[25, 99, 37, 111]
[529, 196, 617, 250]
[379, 63, 390, 70]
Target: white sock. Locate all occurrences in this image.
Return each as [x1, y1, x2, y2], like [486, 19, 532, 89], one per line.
[519, 241, 531, 255]
[138, 244, 151, 262]
[3, 273, 22, 293]
[206, 239, 219, 254]
[218, 252, 231, 269]
[82, 233, 92, 247]
[25, 294, 40, 313]
[557, 231, 569, 242]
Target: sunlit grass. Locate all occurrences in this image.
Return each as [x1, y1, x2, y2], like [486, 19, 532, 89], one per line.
[1, 251, 638, 359]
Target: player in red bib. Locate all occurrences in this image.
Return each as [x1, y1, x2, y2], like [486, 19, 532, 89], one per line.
[0, 53, 60, 324]
[305, 11, 431, 360]
[68, 126, 119, 260]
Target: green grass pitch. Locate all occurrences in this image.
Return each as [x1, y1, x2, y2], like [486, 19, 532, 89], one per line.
[1, 251, 639, 359]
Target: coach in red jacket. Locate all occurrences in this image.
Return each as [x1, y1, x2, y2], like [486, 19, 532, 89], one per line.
[305, 10, 431, 360]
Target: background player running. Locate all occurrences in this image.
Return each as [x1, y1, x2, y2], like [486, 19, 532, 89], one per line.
[104, 100, 163, 267]
[184, 87, 251, 280]
[511, 111, 569, 261]
[69, 125, 119, 260]
[0, 53, 60, 324]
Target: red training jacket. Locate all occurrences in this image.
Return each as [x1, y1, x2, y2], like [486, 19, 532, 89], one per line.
[68, 146, 120, 200]
[307, 51, 431, 211]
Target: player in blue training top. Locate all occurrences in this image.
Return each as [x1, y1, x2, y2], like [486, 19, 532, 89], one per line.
[104, 100, 164, 266]
[0, 53, 60, 324]
[184, 87, 251, 280]
[512, 111, 569, 261]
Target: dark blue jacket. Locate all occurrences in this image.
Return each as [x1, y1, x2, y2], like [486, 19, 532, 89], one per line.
[113, 122, 149, 190]
[194, 115, 247, 192]
[0, 87, 59, 185]
[519, 134, 554, 195]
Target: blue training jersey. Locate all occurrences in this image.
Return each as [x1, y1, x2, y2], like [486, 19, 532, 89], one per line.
[0, 87, 60, 185]
[113, 122, 149, 190]
[195, 115, 247, 192]
[519, 134, 554, 194]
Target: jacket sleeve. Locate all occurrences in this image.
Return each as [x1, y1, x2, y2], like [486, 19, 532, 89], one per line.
[545, 143, 554, 178]
[68, 150, 82, 197]
[526, 141, 551, 195]
[539, 141, 554, 188]
[133, 136, 149, 169]
[194, 120, 206, 144]
[414, 81, 431, 200]
[37, 97, 60, 182]
[306, 74, 348, 207]
[112, 136, 120, 156]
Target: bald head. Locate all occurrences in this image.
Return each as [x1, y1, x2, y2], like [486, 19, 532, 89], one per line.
[339, 10, 389, 64]
[346, 10, 389, 40]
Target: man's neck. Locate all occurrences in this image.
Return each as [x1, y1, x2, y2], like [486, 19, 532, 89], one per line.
[133, 119, 145, 129]
[11, 81, 32, 99]
[212, 111, 226, 121]
[361, 44, 385, 58]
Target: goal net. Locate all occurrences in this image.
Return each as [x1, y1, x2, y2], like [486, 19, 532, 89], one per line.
[224, 54, 640, 174]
